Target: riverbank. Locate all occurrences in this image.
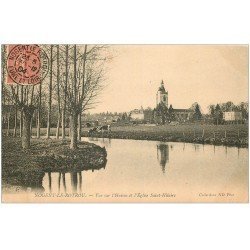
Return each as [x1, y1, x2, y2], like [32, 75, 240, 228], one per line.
[82, 132, 248, 147]
[82, 124, 248, 148]
[3, 124, 248, 148]
[2, 137, 107, 191]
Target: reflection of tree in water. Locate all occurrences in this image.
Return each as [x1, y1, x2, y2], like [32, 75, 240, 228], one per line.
[88, 137, 111, 148]
[70, 172, 78, 192]
[157, 144, 169, 174]
[101, 138, 111, 148]
[62, 173, 66, 192]
[48, 172, 52, 192]
[46, 162, 106, 193]
[45, 171, 84, 193]
[193, 144, 200, 151]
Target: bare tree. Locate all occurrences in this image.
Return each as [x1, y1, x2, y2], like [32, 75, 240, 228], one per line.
[46, 45, 53, 139]
[61, 45, 69, 140]
[10, 85, 37, 149]
[13, 85, 19, 137]
[19, 86, 23, 137]
[61, 45, 108, 149]
[2, 44, 108, 150]
[36, 82, 42, 138]
[55, 45, 61, 139]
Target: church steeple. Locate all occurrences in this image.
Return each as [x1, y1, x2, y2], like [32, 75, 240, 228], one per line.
[158, 80, 166, 93]
[156, 80, 168, 107]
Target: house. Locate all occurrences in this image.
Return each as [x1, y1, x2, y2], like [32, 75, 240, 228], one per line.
[130, 107, 144, 121]
[223, 111, 242, 122]
[173, 109, 194, 122]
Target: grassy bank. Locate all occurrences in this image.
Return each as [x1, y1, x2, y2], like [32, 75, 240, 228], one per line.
[2, 137, 107, 190]
[82, 124, 248, 147]
[4, 124, 248, 147]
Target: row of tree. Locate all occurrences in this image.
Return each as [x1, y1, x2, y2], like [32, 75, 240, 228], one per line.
[2, 45, 109, 149]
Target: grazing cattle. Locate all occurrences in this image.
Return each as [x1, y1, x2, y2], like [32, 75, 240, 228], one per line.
[88, 127, 98, 135]
[85, 122, 92, 128]
[88, 125, 111, 136]
[98, 125, 111, 132]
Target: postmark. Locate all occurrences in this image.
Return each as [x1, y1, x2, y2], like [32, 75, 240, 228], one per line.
[6, 44, 49, 85]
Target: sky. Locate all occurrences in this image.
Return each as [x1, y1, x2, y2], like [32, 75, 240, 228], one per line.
[92, 45, 248, 114]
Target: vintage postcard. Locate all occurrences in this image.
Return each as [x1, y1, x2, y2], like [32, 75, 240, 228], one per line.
[1, 44, 248, 203]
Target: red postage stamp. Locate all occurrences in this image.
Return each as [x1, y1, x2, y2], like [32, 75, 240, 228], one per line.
[6, 44, 49, 85]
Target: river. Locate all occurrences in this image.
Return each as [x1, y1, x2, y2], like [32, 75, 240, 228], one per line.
[41, 137, 248, 202]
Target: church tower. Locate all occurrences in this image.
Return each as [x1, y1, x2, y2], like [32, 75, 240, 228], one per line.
[156, 80, 168, 107]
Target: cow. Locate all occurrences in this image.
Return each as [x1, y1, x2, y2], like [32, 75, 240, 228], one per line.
[88, 127, 98, 135]
[88, 125, 111, 136]
[98, 125, 111, 133]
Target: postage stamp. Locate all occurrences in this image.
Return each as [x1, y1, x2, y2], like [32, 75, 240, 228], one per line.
[6, 44, 49, 85]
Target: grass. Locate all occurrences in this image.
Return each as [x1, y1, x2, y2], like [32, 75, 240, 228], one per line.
[83, 124, 248, 147]
[4, 123, 248, 147]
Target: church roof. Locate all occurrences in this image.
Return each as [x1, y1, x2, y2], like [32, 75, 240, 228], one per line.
[158, 80, 167, 93]
[174, 109, 192, 113]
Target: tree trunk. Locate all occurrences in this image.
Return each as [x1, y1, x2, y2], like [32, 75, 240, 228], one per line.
[77, 112, 82, 141]
[61, 108, 66, 139]
[56, 118, 60, 139]
[70, 112, 78, 149]
[46, 45, 53, 139]
[13, 86, 19, 137]
[7, 113, 10, 136]
[13, 107, 17, 137]
[70, 45, 78, 149]
[37, 111, 41, 138]
[56, 45, 61, 139]
[22, 111, 32, 149]
[30, 116, 33, 138]
[20, 110, 23, 137]
[61, 45, 68, 140]
[37, 83, 42, 138]
[20, 86, 24, 137]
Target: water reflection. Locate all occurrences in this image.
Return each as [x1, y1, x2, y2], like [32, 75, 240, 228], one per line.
[62, 173, 66, 192]
[88, 137, 112, 148]
[39, 138, 247, 200]
[157, 143, 169, 173]
[193, 144, 200, 151]
[48, 172, 52, 192]
[70, 172, 78, 192]
[44, 162, 106, 194]
[45, 171, 86, 193]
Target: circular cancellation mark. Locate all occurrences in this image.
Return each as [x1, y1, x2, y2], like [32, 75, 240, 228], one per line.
[6, 44, 49, 85]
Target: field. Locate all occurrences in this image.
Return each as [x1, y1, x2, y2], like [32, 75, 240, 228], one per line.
[83, 124, 248, 147]
[107, 124, 248, 139]
[3, 124, 248, 147]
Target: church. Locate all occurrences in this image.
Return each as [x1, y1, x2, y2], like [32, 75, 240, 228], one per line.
[155, 80, 193, 122]
[129, 80, 193, 123]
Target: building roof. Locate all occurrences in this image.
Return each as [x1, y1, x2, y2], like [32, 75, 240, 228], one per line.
[158, 80, 167, 93]
[174, 109, 192, 113]
[223, 111, 242, 114]
[130, 108, 144, 114]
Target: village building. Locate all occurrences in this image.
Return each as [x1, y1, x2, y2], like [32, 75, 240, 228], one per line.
[172, 109, 193, 122]
[128, 80, 194, 124]
[156, 80, 193, 122]
[223, 111, 242, 122]
[129, 107, 144, 121]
